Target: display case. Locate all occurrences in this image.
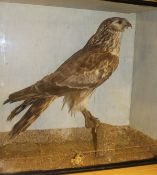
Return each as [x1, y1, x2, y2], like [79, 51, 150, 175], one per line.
[0, 0, 157, 174]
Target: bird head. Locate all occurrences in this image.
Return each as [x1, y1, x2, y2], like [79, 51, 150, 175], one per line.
[99, 17, 132, 32]
[85, 17, 132, 49]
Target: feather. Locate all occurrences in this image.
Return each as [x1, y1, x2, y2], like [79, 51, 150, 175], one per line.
[8, 97, 55, 139]
[4, 86, 37, 103]
[7, 99, 35, 121]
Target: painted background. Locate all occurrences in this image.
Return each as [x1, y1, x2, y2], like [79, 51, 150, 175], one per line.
[0, 2, 136, 131]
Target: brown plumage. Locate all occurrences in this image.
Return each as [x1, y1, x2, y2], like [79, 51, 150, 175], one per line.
[4, 17, 132, 139]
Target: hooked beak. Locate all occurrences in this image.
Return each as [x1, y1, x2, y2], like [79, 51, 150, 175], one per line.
[125, 21, 132, 28]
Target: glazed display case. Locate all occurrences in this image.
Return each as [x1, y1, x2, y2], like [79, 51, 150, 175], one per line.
[0, 0, 157, 174]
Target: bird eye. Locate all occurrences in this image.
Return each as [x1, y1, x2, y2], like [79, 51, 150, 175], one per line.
[118, 20, 122, 24]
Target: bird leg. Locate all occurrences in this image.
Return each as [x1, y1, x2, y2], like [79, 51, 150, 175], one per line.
[81, 108, 101, 152]
[81, 108, 101, 129]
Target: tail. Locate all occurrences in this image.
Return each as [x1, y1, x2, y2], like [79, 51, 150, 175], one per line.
[7, 96, 56, 139]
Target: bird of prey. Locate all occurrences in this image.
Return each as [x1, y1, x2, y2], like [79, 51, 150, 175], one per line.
[4, 17, 132, 142]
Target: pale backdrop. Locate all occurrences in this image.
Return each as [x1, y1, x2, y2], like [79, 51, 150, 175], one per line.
[130, 10, 157, 139]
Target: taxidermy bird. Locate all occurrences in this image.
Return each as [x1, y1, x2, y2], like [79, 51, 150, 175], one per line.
[4, 17, 132, 141]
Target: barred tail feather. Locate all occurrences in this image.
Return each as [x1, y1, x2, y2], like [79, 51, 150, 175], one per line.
[8, 96, 56, 139]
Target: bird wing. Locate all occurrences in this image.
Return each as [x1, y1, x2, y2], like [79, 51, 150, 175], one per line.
[5, 49, 119, 103]
[35, 49, 119, 95]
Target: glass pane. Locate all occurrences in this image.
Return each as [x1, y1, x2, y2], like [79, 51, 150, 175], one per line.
[0, 1, 157, 173]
